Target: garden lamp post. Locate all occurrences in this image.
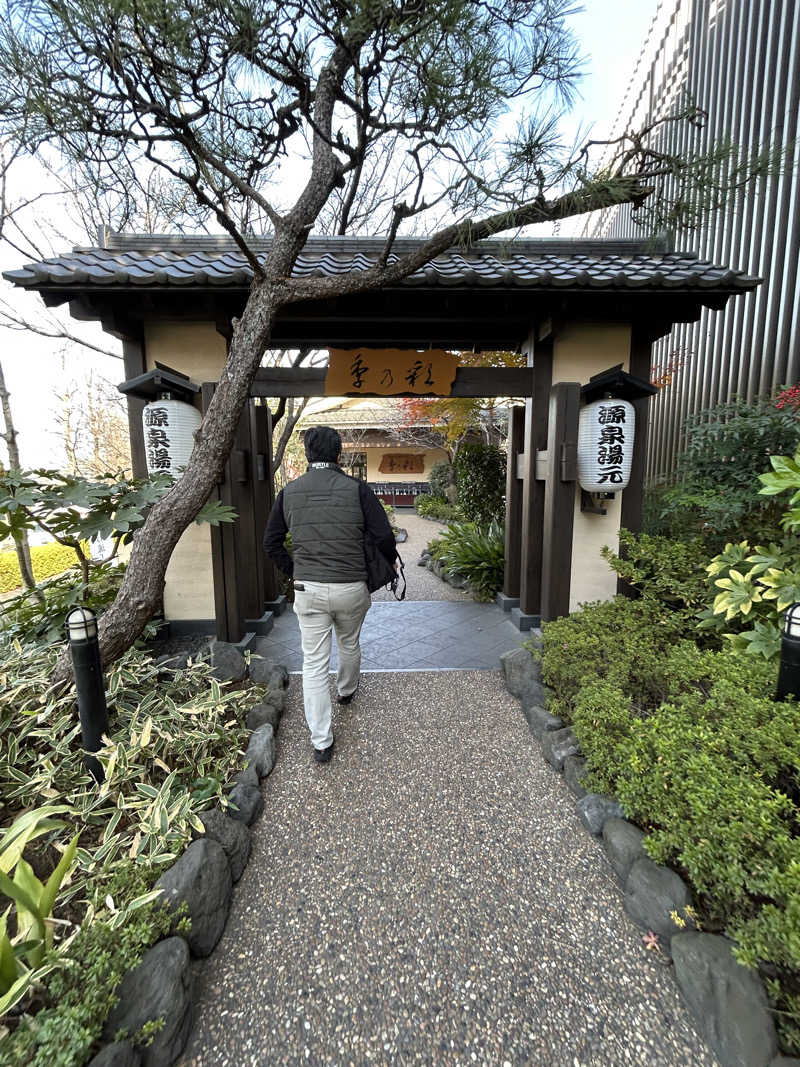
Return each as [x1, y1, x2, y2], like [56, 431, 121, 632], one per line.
[66, 605, 109, 783]
[776, 603, 800, 703]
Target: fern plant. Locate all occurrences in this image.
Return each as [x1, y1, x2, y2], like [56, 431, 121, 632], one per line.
[428, 521, 504, 599]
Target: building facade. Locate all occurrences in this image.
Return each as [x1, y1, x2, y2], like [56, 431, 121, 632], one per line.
[582, 0, 800, 480]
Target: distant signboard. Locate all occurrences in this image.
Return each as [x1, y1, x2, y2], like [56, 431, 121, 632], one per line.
[378, 453, 426, 474]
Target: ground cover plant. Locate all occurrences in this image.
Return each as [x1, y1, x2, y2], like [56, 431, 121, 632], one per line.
[0, 628, 259, 1064]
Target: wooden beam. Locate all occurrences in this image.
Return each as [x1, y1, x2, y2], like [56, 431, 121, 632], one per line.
[540, 382, 580, 622]
[502, 406, 525, 598]
[250, 365, 535, 398]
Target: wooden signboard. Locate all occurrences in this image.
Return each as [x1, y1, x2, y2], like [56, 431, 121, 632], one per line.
[325, 348, 459, 396]
[378, 453, 426, 474]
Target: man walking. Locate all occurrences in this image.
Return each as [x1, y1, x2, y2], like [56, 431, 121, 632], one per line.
[263, 426, 397, 763]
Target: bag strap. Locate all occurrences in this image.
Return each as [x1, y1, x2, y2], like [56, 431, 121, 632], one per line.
[391, 554, 406, 601]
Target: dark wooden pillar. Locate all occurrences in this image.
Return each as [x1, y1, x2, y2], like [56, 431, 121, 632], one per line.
[249, 402, 282, 607]
[498, 405, 525, 609]
[202, 382, 243, 643]
[512, 332, 552, 630]
[540, 382, 580, 623]
[122, 334, 147, 477]
[620, 323, 655, 537]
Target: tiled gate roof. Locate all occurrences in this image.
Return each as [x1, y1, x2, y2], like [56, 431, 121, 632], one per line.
[3, 232, 761, 294]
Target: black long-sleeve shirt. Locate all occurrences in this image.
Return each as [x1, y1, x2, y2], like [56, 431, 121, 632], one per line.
[263, 478, 398, 578]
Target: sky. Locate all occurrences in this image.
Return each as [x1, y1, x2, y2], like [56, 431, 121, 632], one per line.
[0, 0, 662, 470]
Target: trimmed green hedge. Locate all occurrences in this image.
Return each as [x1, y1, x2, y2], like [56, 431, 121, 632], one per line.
[539, 596, 800, 1053]
[0, 542, 80, 594]
[454, 442, 505, 525]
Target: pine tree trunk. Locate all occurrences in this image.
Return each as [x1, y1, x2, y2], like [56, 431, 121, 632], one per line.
[52, 278, 281, 682]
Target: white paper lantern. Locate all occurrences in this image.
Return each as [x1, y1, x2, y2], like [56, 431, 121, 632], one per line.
[577, 398, 635, 493]
[142, 398, 202, 476]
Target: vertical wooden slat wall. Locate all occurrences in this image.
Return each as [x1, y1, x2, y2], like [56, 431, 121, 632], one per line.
[582, 0, 800, 482]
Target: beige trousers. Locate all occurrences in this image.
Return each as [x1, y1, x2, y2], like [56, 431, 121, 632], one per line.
[293, 580, 371, 749]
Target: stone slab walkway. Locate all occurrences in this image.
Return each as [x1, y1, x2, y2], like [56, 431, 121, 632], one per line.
[181, 671, 716, 1067]
[256, 599, 527, 672]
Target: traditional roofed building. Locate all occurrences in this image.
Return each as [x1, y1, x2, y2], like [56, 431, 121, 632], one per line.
[4, 229, 759, 638]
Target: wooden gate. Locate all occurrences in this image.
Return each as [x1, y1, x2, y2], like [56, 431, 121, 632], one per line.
[202, 386, 281, 642]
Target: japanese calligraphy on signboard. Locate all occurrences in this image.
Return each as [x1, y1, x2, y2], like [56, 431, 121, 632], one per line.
[577, 398, 636, 492]
[325, 348, 459, 396]
[141, 399, 202, 477]
[378, 453, 426, 474]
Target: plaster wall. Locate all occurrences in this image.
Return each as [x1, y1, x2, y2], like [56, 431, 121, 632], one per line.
[551, 323, 632, 613]
[365, 446, 450, 483]
[163, 523, 216, 621]
[144, 320, 227, 402]
[144, 320, 226, 622]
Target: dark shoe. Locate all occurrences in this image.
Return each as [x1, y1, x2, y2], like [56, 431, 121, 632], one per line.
[337, 684, 359, 705]
[313, 737, 334, 763]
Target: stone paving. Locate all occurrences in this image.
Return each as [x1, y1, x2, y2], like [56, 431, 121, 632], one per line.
[256, 598, 527, 672]
[255, 511, 524, 671]
[181, 671, 717, 1067]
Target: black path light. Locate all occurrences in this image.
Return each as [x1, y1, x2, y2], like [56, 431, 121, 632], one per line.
[66, 605, 109, 783]
[776, 603, 800, 703]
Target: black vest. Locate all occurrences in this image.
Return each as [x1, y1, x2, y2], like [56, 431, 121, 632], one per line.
[282, 466, 367, 582]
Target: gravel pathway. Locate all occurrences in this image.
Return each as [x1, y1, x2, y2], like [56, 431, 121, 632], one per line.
[372, 511, 472, 602]
[181, 671, 716, 1067]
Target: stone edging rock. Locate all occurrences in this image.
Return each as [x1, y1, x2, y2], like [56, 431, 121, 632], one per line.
[417, 549, 472, 592]
[87, 658, 291, 1067]
[499, 643, 793, 1067]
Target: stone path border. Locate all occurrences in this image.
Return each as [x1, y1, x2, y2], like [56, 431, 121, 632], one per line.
[86, 650, 290, 1067]
[500, 642, 795, 1067]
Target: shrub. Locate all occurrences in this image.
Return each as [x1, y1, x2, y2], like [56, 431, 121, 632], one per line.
[381, 501, 398, 532]
[602, 529, 711, 616]
[696, 446, 800, 659]
[454, 443, 505, 525]
[0, 541, 84, 594]
[540, 596, 691, 723]
[541, 597, 800, 1054]
[414, 495, 463, 521]
[0, 635, 264, 1061]
[644, 395, 799, 546]
[428, 461, 455, 501]
[426, 520, 504, 599]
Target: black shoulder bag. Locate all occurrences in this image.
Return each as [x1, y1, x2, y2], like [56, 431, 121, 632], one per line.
[364, 534, 406, 599]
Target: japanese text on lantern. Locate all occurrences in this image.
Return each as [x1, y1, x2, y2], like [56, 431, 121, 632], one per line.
[596, 404, 627, 485]
[144, 406, 172, 471]
[325, 348, 459, 396]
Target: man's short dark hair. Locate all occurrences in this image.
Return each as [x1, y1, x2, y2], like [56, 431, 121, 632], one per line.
[304, 425, 342, 463]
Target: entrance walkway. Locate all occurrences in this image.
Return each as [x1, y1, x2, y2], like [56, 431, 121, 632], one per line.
[256, 512, 525, 671]
[257, 599, 526, 672]
[181, 672, 715, 1066]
